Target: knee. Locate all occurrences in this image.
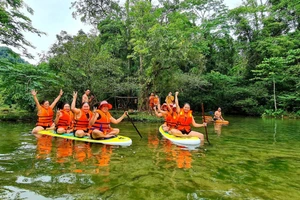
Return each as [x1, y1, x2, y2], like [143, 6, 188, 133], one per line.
[57, 128, 65, 134]
[75, 131, 85, 137]
[114, 128, 120, 134]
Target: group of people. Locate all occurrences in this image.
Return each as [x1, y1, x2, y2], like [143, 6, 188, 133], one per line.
[151, 92, 226, 146]
[152, 92, 207, 146]
[31, 89, 128, 140]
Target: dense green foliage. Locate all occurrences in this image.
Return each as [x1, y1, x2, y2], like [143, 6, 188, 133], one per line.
[0, 0, 45, 58]
[0, 0, 299, 117]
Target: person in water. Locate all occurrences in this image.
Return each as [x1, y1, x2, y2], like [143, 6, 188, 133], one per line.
[175, 91, 206, 146]
[89, 100, 128, 139]
[71, 91, 93, 138]
[82, 89, 94, 104]
[31, 89, 63, 134]
[214, 107, 224, 121]
[54, 102, 74, 134]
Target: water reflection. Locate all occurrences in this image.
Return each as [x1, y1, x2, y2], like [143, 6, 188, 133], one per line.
[55, 138, 73, 163]
[162, 140, 193, 169]
[214, 123, 229, 136]
[2, 118, 299, 199]
[35, 136, 114, 176]
[36, 135, 52, 159]
[273, 121, 277, 144]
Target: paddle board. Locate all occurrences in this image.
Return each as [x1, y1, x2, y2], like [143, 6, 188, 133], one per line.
[159, 125, 200, 146]
[215, 120, 229, 124]
[38, 130, 132, 146]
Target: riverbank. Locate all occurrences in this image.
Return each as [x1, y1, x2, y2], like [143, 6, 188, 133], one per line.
[1, 107, 299, 122]
[0, 109, 164, 122]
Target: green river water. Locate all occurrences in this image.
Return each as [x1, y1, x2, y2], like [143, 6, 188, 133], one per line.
[0, 116, 299, 200]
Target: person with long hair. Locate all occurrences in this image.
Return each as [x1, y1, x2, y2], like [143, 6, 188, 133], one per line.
[175, 92, 206, 146]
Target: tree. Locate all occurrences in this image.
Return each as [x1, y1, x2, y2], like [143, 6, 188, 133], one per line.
[0, 60, 61, 111]
[0, 46, 27, 63]
[0, 0, 45, 58]
[47, 30, 133, 102]
[252, 57, 287, 111]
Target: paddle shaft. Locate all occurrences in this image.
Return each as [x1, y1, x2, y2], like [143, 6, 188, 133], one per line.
[122, 102, 142, 138]
[126, 113, 142, 139]
[201, 103, 210, 144]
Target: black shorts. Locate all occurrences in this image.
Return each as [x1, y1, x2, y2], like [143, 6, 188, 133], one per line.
[181, 129, 191, 135]
[41, 125, 50, 129]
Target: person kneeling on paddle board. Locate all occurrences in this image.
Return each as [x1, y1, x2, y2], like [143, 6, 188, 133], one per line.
[89, 100, 127, 140]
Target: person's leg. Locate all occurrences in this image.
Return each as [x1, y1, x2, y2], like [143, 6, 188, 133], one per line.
[91, 129, 115, 139]
[75, 130, 85, 138]
[188, 131, 204, 146]
[109, 128, 120, 135]
[56, 127, 66, 134]
[32, 126, 45, 134]
[169, 128, 183, 136]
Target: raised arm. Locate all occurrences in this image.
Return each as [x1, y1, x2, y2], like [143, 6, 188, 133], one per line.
[31, 89, 41, 109]
[54, 109, 62, 125]
[50, 89, 63, 109]
[89, 107, 99, 126]
[71, 91, 80, 114]
[154, 106, 163, 117]
[175, 91, 180, 114]
[110, 111, 127, 124]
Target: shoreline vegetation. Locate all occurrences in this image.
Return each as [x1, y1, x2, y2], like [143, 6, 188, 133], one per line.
[1, 106, 299, 122]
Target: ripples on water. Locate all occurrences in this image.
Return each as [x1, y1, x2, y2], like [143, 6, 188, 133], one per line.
[0, 118, 300, 199]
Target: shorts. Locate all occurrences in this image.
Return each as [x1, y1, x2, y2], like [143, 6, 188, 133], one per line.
[40, 125, 50, 130]
[181, 129, 191, 135]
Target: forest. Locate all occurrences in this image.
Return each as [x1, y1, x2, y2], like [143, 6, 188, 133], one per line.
[0, 0, 299, 118]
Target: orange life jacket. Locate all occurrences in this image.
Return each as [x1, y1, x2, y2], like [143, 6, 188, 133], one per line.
[165, 111, 178, 128]
[176, 109, 193, 132]
[92, 110, 112, 133]
[57, 110, 74, 129]
[73, 109, 93, 131]
[153, 97, 159, 105]
[36, 107, 54, 127]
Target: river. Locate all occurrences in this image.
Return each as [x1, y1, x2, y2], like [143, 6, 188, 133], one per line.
[0, 116, 299, 199]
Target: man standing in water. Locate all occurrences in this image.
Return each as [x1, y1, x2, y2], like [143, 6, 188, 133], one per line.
[82, 89, 94, 105]
[214, 107, 224, 121]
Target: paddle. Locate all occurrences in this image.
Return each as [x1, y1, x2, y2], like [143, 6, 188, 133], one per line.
[201, 103, 210, 145]
[122, 102, 142, 139]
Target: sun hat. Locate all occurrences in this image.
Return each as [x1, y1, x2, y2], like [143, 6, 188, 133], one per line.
[99, 100, 112, 109]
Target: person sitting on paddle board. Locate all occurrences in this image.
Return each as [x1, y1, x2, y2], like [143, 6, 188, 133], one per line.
[71, 91, 93, 138]
[54, 102, 74, 134]
[31, 89, 63, 134]
[175, 91, 206, 146]
[154, 97, 181, 136]
[89, 100, 128, 140]
[214, 107, 224, 121]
